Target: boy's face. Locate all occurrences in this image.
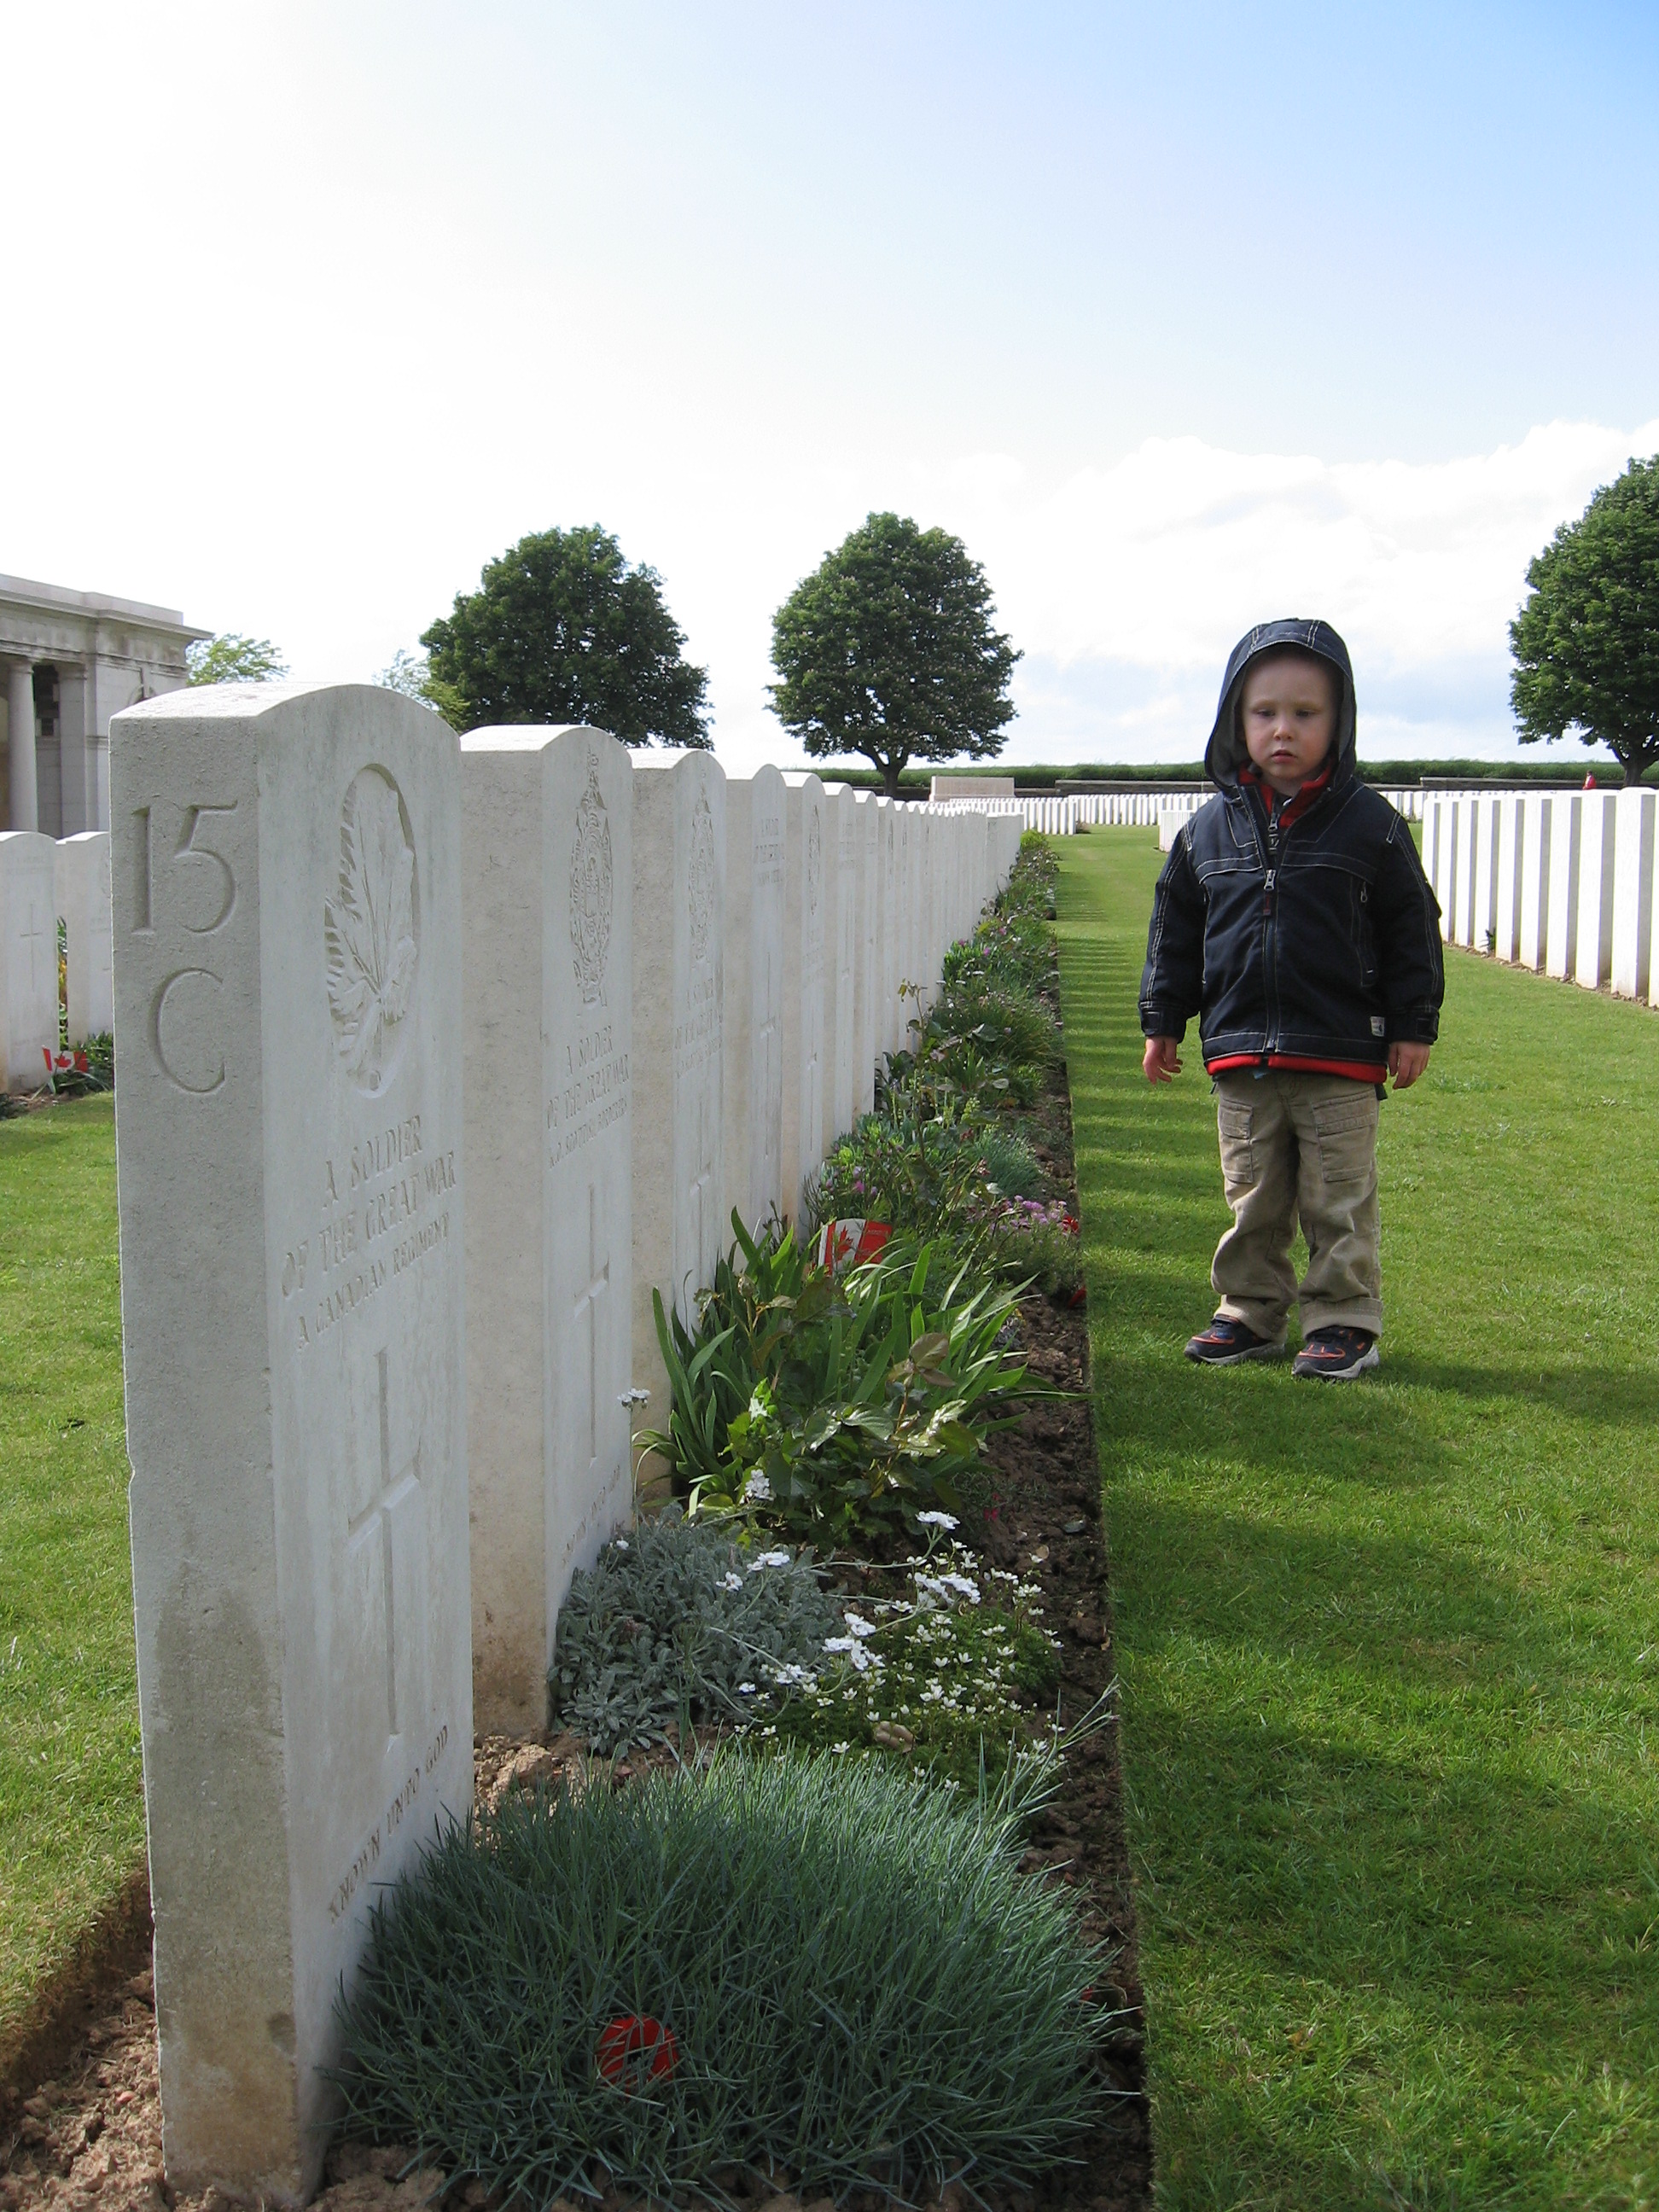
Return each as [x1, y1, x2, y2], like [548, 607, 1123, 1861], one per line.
[1240, 654, 1337, 798]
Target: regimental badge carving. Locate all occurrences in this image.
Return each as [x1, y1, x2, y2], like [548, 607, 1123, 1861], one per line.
[806, 809, 822, 919]
[324, 767, 420, 1095]
[689, 789, 716, 966]
[569, 752, 614, 1005]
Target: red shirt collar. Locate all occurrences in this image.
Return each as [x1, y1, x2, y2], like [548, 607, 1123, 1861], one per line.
[1240, 758, 1332, 830]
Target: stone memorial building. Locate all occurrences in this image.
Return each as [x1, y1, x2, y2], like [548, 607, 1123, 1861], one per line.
[1, 573, 205, 836]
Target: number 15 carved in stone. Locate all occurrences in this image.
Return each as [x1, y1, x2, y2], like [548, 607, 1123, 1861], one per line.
[131, 799, 242, 1096]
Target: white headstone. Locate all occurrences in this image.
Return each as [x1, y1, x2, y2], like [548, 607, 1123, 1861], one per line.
[724, 766, 786, 1234]
[920, 812, 939, 998]
[0, 830, 59, 1088]
[972, 810, 991, 930]
[1545, 793, 1582, 981]
[1430, 796, 1457, 941]
[110, 684, 471, 2201]
[1518, 794, 1552, 971]
[779, 773, 826, 1223]
[904, 804, 924, 1024]
[852, 791, 878, 1120]
[1493, 793, 1525, 963]
[824, 784, 858, 1143]
[631, 753, 725, 1438]
[892, 803, 914, 1053]
[1574, 789, 1617, 988]
[459, 726, 633, 1736]
[875, 797, 899, 1064]
[1470, 795, 1498, 954]
[55, 830, 114, 1045]
[1611, 788, 1656, 1000]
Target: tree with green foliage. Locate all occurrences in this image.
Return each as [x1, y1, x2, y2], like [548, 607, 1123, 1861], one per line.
[769, 512, 1020, 796]
[1511, 453, 1659, 785]
[377, 648, 467, 729]
[421, 526, 710, 745]
[186, 634, 287, 685]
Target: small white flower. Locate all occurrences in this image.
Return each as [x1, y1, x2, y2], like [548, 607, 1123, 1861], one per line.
[748, 1548, 792, 1573]
[841, 1613, 879, 1639]
[736, 1681, 756, 1694]
[742, 1472, 772, 1503]
[617, 1388, 651, 1406]
[824, 1636, 855, 1655]
[611, 1537, 630, 1552]
[720, 1571, 743, 1592]
[916, 1570, 981, 1607]
[916, 1511, 959, 1531]
[770, 1661, 814, 1685]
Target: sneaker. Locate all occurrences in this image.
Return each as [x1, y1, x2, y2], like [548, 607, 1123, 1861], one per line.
[1293, 1327, 1380, 1381]
[1184, 1316, 1282, 1365]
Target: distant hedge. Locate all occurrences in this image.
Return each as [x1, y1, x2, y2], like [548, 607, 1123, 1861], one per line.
[789, 758, 1640, 792]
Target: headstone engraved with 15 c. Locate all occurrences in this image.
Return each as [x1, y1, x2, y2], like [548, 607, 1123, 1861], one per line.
[111, 684, 471, 2204]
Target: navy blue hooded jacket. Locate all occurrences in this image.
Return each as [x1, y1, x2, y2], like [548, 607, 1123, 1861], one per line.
[1138, 620, 1444, 1078]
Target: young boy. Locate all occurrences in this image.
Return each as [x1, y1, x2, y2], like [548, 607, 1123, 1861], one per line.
[1139, 619, 1443, 1380]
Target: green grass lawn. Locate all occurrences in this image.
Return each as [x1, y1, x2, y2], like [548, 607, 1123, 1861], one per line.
[0, 1097, 144, 2049]
[1057, 830, 1659, 2210]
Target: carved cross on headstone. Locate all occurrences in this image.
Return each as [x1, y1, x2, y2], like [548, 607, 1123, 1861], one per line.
[690, 1084, 718, 1279]
[804, 1033, 821, 1162]
[347, 1348, 422, 1746]
[22, 899, 49, 1003]
[757, 939, 779, 1179]
[573, 1181, 610, 1466]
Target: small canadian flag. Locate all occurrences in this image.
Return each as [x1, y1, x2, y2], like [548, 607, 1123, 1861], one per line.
[816, 1218, 893, 1273]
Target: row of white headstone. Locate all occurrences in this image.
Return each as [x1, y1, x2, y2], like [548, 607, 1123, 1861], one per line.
[1421, 785, 1659, 1002]
[0, 830, 114, 1086]
[934, 787, 1429, 839]
[103, 683, 1022, 2204]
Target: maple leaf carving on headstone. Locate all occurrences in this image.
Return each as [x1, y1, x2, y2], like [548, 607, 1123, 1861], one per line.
[325, 769, 419, 1090]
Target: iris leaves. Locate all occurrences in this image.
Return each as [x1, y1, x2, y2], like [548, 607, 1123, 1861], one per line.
[645, 1216, 1054, 1545]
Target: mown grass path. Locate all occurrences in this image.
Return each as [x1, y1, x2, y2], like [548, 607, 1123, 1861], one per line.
[0, 1097, 143, 2050]
[1057, 830, 1659, 2210]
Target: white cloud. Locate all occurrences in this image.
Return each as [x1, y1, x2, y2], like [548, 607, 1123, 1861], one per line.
[903, 418, 1659, 767]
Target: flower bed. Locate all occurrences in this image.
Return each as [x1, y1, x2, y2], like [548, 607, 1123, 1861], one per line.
[549, 1512, 1062, 1789]
[327, 835, 1147, 2207]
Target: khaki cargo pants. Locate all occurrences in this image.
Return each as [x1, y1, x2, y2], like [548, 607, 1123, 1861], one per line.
[1211, 1068, 1382, 1344]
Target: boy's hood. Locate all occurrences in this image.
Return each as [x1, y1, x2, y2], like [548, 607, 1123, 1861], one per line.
[1203, 618, 1358, 794]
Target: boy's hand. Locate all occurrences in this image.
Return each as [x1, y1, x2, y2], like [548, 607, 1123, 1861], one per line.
[1388, 1041, 1431, 1090]
[1144, 1036, 1183, 1084]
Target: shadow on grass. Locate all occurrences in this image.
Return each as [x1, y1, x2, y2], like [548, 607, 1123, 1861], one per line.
[1376, 1357, 1659, 1426]
[1109, 1492, 1557, 1681]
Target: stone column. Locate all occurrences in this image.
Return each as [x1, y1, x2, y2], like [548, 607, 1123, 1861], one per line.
[7, 663, 37, 834]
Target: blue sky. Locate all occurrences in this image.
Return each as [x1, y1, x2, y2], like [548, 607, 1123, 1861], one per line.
[4, 3, 1656, 770]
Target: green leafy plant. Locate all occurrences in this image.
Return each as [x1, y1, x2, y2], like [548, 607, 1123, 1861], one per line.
[766, 1535, 1064, 1786]
[549, 1514, 843, 1755]
[331, 1749, 1119, 2204]
[954, 1193, 1082, 1298]
[647, 1218, 1047, 1548]
[550, 1511, 1067, 1784]
[807, 1104, 1045, 1236]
